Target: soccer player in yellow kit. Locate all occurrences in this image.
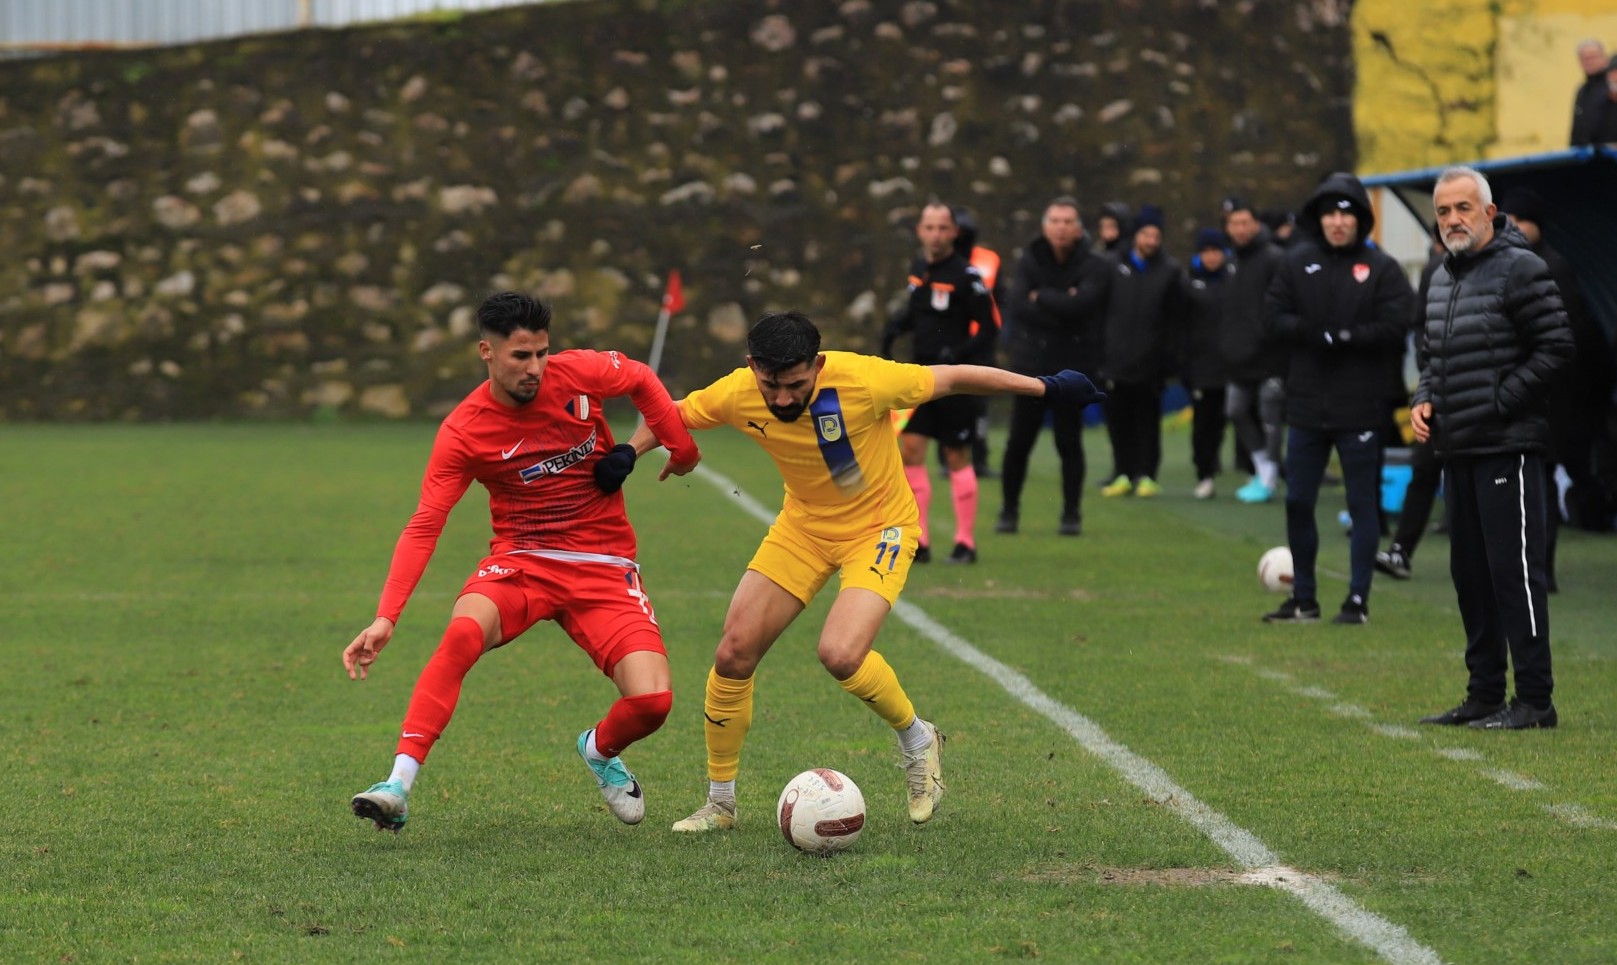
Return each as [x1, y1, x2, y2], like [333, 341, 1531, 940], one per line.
[629, 310, 1105, 831]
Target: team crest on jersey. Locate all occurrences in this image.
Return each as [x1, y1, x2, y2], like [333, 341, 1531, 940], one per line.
[1353, 263, 1370, 283]
[817, 412, 844, 443]
[931, 287, 950, 311]
[563, 395, 592, 420]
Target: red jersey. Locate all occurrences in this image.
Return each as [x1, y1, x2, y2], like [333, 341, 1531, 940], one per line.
[376, 349, 697, 623]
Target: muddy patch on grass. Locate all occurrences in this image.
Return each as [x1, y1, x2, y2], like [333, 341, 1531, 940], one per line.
[1018, 864, 1337, 887]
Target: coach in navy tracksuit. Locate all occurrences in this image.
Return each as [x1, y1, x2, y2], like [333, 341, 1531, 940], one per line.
[1261, 173, 1412, 626]
[1413, 167, 1573, 731]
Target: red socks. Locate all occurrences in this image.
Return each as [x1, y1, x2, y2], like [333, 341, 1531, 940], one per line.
[396, 616, 485, 762]
[395, 619, 672, 762]
[949, 464, 978, 549]
[594, 690, 673, 757]
[904, 464, 933, 546]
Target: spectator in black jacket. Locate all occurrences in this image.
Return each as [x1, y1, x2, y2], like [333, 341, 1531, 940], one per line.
[996, 197, 1112, 536]
[1219, 198, 1289, 503]
[1261, 173, 1412, 626]
[883, 202, 999, 564]
[1570, 40, 1611, 146]
[1100, 204, 1186, 499]
[1414, 167, 1574, 730]
[1183, 228, 1234, 499]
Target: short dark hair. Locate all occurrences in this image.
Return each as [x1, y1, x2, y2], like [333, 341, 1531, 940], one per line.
[747, 311, 821, 374]
[920, 201, 957, 226]
[476, 291, 552, 339]
[1047, 195, 1081, 218]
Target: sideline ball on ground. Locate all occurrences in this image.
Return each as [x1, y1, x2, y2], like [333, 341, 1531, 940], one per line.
[1258, 546, 1294, 593]
[777, 768, 865, 855]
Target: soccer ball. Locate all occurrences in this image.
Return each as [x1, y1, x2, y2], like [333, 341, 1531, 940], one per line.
[1258, 546, 1294, 593]
[777, 768, 866, 855]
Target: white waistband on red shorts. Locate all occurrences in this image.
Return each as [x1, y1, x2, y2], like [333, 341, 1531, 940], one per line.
[511, 548, 639, 570]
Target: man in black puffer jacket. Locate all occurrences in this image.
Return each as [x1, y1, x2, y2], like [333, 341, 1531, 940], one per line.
[1261, 172, 1412, 627]
[1412, 167, 1574, 731]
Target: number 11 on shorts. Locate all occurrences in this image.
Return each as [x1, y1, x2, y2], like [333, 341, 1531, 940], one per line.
[872, 526, 904, 572]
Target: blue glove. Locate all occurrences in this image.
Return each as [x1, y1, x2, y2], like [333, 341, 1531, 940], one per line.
[1039, 370, 1106, 407]
[593, 443, 638, 494]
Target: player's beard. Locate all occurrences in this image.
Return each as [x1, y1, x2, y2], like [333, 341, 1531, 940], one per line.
[768, 400, 807, 422]
[506, 378, 540, 405]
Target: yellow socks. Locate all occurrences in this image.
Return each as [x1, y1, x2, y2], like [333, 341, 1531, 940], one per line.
[703, 667, 753, 782]
[838, 650, 916, 730]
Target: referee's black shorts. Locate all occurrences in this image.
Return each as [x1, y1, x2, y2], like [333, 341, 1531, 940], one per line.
[904, 395, 978, 447]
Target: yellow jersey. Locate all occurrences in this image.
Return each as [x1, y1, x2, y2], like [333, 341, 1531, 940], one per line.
[680, 352, 935, 539]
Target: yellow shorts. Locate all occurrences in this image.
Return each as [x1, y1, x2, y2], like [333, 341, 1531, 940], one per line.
[747, 516, 919, 607]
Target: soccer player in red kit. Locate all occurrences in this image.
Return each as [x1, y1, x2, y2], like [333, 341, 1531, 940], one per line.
[342, 291, 700, 832]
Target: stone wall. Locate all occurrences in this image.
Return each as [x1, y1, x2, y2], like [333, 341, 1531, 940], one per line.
[0, 0, 1354, 421]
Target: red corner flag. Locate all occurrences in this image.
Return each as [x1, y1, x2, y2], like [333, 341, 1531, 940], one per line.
[662, 270, 685, 314]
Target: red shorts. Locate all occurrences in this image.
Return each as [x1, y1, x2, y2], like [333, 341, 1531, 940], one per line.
[459, 551, 665, 675]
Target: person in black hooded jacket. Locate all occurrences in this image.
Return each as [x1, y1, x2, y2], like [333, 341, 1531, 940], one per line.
[1260, 172, 1412, 627]
[1413, 167, 1574, 731]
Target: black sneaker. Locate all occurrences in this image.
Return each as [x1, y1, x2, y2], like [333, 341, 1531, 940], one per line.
[1374, 548, 1411, 580]
[944, 542, 977, 564]
[1262, 597, 1321, 623]
[1332, 594, 1369, 625]
[1058, 514, 1082, 537]
[1419, 698, 1506, 726]
[1469, 699, 1558, 730]
[914, 544, 931, 564]
[995, 512, 1018, 534]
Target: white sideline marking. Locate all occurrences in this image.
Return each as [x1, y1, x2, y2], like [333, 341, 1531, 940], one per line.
[692, 464, 1444, 965]
[1481, 769, 1546, 792]
[1543, 804, 1617, 830]
[1217, 658, 1617, 833]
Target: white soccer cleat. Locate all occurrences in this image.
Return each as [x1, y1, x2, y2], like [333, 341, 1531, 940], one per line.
[902, 720, 946, 823]
[671, 798, 737, 833]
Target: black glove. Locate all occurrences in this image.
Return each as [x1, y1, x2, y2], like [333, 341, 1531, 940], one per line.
[593, 443, 638, 494]
[1038, 370, 1106, 407]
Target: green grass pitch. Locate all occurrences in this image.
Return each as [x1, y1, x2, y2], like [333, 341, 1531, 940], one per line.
[3, 419, 1614, 963]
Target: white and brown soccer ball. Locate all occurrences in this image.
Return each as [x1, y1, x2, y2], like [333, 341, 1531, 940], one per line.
[777, 768, 866, 855]
[1258, 546, 1295, 593]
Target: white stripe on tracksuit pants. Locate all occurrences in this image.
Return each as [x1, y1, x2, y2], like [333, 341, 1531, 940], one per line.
[1442, 452, 1554, 708]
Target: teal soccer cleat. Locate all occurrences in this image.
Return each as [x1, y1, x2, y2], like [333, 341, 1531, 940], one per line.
[351, 779, 408, 833]
[577, 730, 645, 825]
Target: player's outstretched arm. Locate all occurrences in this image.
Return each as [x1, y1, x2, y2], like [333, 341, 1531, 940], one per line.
[343, 616, 396, 681]
[928, 364, 1106, 408]
[625, 413, 701, 482]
